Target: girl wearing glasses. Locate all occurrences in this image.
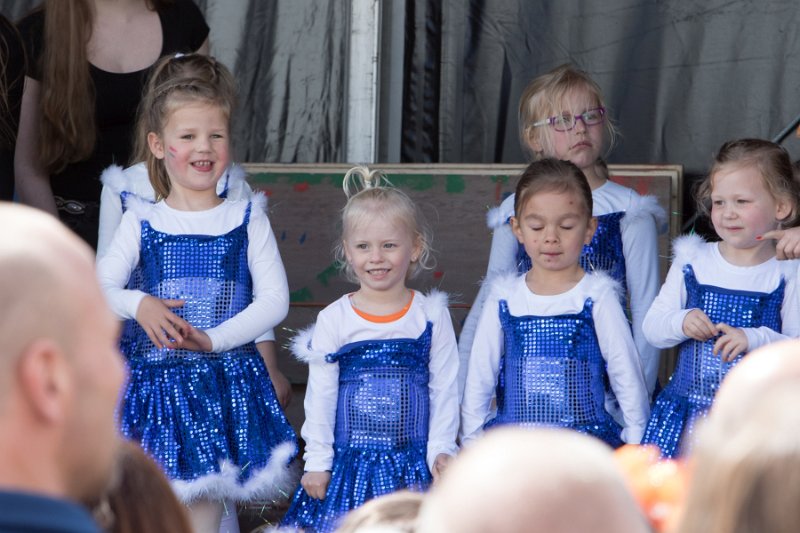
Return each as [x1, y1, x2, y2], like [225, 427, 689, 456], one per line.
[458, 64, 664, 413]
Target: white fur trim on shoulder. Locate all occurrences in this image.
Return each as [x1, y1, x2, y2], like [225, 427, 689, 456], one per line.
[122, 194, 155, 219]
[421, 289, 450, 320]
[227, 163, 247, 185]
[672, 233, 707, 267]
[622, 194, 668, 234]
[486, 194, 515, 230]
[99, 164, 127, 194]
[251, 190, 268, 213]
[484, 270, 522, 298]
[583, 270, 624, 302]
[290, 325, 327, 365]
[172, 441, 298, 503]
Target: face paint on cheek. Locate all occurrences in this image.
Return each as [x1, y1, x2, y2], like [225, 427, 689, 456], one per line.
[167, 146, 178, 158]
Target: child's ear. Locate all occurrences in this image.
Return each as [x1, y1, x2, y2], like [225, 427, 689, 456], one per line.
[584, 217, 598, 245]
[510, 216, 524, 244]
[775, 194, 794, 223]
[147, 132, 166, 160]
[526, 128, 543, 154]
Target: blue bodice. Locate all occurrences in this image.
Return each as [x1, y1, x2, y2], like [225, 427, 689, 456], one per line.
[328, 324, 433, 451]
[488, 299, 619, 441]
[669, 264, 784, 405]
[516, 211, 626, 290]
[125, 203, 256, 361]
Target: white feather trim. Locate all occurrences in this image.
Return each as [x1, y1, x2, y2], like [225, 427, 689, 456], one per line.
[251, 191, 268, 213]
[100, 162, 152, 199]
[672, 233, 707, 267]
[621, 194, 668, 234]
[226, 163, 247, 188]
[484, 270, 522, 298]
[486, 194, 515, 230]
[421, 289, 449, 321]
[122, 194, 154, 219]
[583, 270, 624, 302]
[172, 441, 299, 503]
[290, 325, 328, 365]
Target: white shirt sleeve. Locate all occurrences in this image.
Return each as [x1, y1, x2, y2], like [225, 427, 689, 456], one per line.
[299, 314, 340, 473]
[206, 207, 290, 352]
[593, 287, 650, 444]
[97, 184, 124, 260]
[96, 211, 148, 319]
[642, 260, 692, 349]
[426, 302, 460, 469]
[458, 218, 518, 398]
[460, 286, 504, 445]
[621, 208, 662, 394]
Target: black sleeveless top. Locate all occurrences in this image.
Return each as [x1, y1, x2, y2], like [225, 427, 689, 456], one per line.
[17, 0, 209, 203]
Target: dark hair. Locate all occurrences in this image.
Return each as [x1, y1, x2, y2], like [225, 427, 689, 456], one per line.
[133, 53, 236, 200]
[695, 138, 800, 227]
[514, 158, 593, 220]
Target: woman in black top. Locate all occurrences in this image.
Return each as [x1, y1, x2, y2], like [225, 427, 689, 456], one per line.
[15, 0, 209, 249]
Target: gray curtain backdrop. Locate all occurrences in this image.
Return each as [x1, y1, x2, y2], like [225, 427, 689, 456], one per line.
[4, 0, 800, 174]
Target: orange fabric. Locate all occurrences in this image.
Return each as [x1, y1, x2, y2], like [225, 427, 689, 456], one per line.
[351, 292, 415, 323]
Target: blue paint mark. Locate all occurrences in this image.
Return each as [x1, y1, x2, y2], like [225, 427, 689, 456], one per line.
[299, 232, 307, 245]
[281, 230, 287, 241]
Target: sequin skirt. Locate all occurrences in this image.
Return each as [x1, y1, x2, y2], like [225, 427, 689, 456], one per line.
[120, 351, 297, 502]
[281, 442, 431, 532]
[642, 380, 715, 458]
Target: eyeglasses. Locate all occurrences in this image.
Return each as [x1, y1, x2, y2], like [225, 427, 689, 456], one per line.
[532, 107, 606, 132]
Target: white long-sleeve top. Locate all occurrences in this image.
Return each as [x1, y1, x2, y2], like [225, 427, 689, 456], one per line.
[294, 291, 460, 473]
[458, 180, 664, 397]
[97, 196, 289, 352]
[97, 163, 275, 343]
[643, 234, 800, 351]
[460, 272, 650, 446]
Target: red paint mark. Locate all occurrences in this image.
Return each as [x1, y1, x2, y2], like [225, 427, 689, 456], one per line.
[495, 181, 504, 204]
[433, 271, 444, 279]
[294, 182, 310, 192]
[168, 145, 178, 155]
[263, 189, 273, 197]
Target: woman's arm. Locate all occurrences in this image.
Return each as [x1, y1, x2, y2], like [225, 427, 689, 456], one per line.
[14, 76, 57, 215]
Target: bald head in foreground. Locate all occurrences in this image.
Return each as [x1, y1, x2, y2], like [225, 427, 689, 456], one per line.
[0, 204, 125, 532]
[416, 427, 649, 533]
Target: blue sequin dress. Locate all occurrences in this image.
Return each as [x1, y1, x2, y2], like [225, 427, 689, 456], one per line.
[487, 298, 623, 447]
[642, 264, 784, 457]
[118, 201, 297, 502]
[282, 326, 435, 532]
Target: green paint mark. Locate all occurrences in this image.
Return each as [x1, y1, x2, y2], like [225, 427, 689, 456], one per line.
[316, 263, 340, 287]
[445, 175, 466, 193]
[490, 175, 511, 184]
[290, 287, 313, 302]
[387, 175, 436, 191]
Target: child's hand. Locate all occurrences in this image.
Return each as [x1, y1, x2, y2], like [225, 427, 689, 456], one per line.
[682, 309, 718, 341]
[135, 295, 189, 349]
[431, 453, 452, 483]
[760, 228, 800, 260]
[177, 326, 213, 352]
[301, 471, 331, 500]
[713, 323, 748, 362]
